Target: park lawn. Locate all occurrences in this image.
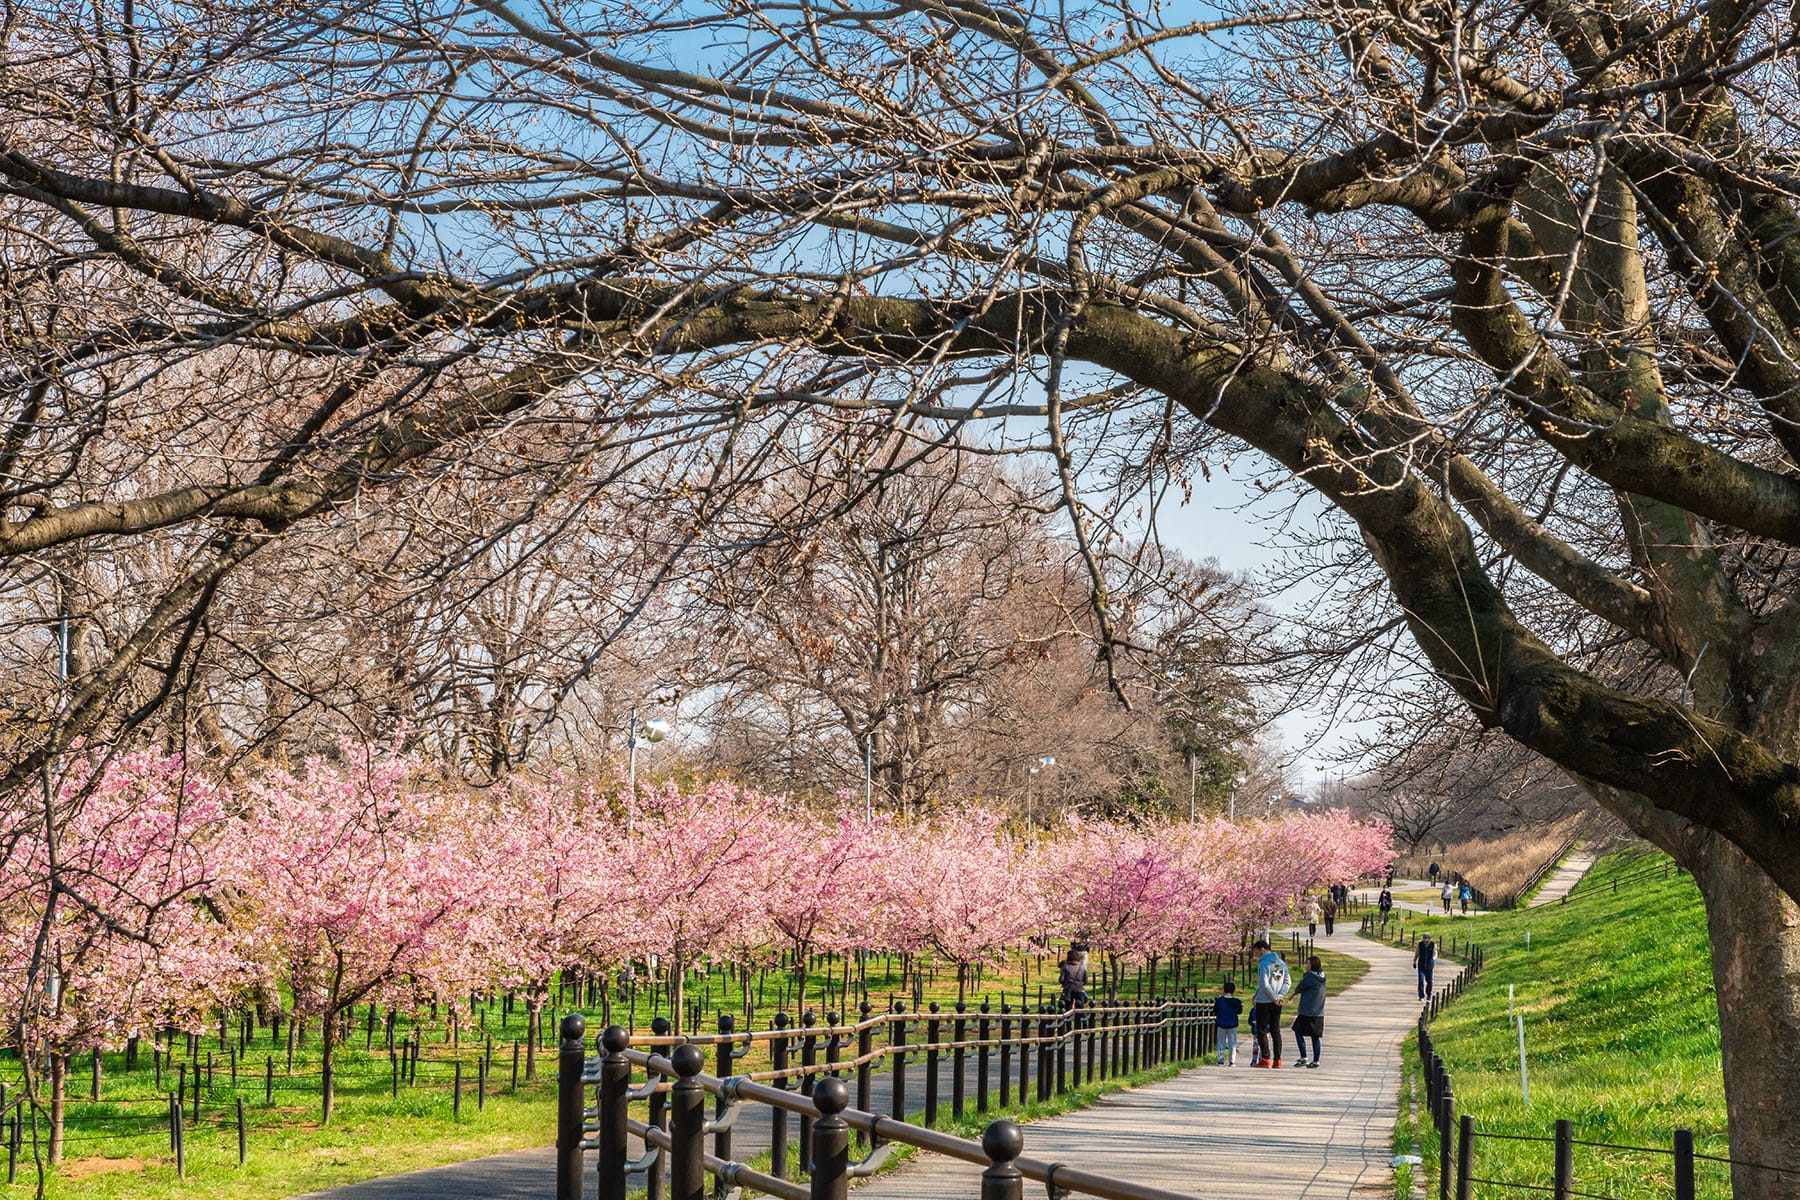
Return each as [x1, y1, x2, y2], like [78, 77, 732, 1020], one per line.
[1369, 848, 1727, 1200]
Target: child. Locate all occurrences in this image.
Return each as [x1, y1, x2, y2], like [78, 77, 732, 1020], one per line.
[1213, 979, 1243, 1065]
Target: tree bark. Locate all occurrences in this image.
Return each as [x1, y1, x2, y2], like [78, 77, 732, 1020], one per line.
[1690, 835, 1800, 1197]
[49, 1053, 66, 1164]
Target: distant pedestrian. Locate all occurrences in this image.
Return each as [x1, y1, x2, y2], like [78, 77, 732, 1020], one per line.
[1307, 897, 1322, 938]
[1250, 937, 1292, 1067]
[1290, 956, 1326, 1068]
[1385, 863, 1395, 887]
[1213, 979, 1243, 1066]
[1058, 946, 1090, 1010]
[1415, 933, 1437, 1000]
[1441, 880, 1454, 913]
[1458, 881, 1471, 914]
[1322, 895, 1337, 935]
[1378, 888, 1393, 924]
[1428, 861, 1441, 883]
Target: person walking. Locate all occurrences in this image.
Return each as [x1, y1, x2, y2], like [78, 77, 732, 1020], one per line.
[1306, 896, 1322, 938]
[1213, 979, 1243, 1065]
[1322, 894, 1337, 935]
[1429, 861, 1441, 883]
[1290, 956, 1327, 1068]
[1058, 945, 1090, 1010]
[1458, 881, 1471, 914]
[1440, 880, 1454, 914]
[1378, 887, 1393, 926]
[1414, 932, 1437, 1001]
[1250, 938, 1292, 1067]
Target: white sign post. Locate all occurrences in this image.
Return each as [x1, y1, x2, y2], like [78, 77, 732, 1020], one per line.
[1517, 1014, 1530, 1104]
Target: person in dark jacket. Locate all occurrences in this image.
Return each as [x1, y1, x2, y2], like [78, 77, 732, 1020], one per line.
[1213, 979, 1243, 1065]
[1415, 933, 1437, 1000]
[1058, 946, 1090, 1010]
[1289, 956, 1327, 1067]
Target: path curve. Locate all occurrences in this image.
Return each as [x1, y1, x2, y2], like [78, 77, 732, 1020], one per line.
[853, 931, 1459, 1200]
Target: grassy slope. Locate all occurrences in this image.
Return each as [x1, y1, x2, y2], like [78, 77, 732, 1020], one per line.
[1379, 848, 1726, 1199]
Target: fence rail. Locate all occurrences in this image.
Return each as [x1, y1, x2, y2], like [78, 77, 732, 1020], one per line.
[556, 995, 1223, 1200]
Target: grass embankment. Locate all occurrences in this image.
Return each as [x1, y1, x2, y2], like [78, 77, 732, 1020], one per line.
[1391, 819, 1584, 904]
[1371, 848, 1724, 1199]
[2, 944, 1366, 1200]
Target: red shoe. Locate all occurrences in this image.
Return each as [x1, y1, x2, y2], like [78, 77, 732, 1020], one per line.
[1273, 1059, 1283, 1068]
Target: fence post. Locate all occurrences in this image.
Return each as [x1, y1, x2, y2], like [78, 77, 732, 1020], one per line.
[771, 1012, 791, 1181]
[924, 1003, 940, 1128]
[1438, 1080, 1454, 1200]
[810, 1077, 850, 1200]
[999, 1002, 1012, 1107]
[977, 1002, 991, 1114]
[1553, 1118, 1572, 1200]
[981, 1120, 1024, 1200]
[237, 1094, 247, 1166]
[1069, 1003, 1082, 1088]
[855, 1001, 874, 1126]
[890, 1003, 908, 1128]
[715, 1014, 736, 1195]
[1455, 1113, 1473, 1200]
[648, 1077, 669, 1200]
[800, 1011, 818, 1168]
[556, 1013, 588, 1200]
[1673, 1130, 1694, 1200]
[952, 1002, 967, 1121]
[669, 1044, 707, 1200]
[454, 1061, 463, 1119]
[591, 1026, 628, 1200]
[1036, 1009, 1052, 1102]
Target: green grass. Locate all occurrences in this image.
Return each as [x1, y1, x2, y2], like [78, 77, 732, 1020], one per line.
[1366, 848, 1726, 1199]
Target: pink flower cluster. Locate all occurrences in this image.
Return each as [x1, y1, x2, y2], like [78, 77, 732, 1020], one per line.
[0, 747, 1390, 1058]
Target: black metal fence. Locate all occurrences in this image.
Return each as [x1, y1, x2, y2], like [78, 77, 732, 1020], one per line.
[555, 996, 1221, 1200]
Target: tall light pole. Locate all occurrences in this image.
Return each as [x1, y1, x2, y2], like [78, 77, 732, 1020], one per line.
[1188, 753, 1198, 821]
[625, 706, 670, 831]
[1228, 772, 1247, 820]
[1025, 755, 1055, 828]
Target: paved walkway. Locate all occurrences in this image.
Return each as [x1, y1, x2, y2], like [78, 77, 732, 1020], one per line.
[295, 934, 1459, 1200]
[856, 932, 1459, 1200]
[1527, 847, 1596, 907]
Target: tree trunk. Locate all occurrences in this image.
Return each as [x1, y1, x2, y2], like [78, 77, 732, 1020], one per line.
[1690, 834, 1800, 1198]
[49, 1053, 66, 1164]
[320, 1019, 336, 1125]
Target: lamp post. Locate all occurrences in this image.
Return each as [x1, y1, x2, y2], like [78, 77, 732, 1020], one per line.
[625, 707, 671, 833]
[1025, 755, 1055, 828]
[1228, 772, 1247, 820]
[1265, 789, 1283, 816]
[1187, 754, 1197, 821]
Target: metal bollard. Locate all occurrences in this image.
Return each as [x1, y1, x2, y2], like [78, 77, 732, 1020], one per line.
[1438, 1083, 1454, 1200]
[977, 1002, 991, 1114]
[771, 1013, 791, 1181]
[600, 1026, 631, 1200]
[952, 1002, 967, 1120]
[810, 1077, 850, 1200]
[1036, 1010, 1052, 1102]
[555, 1014, 587, 1200]
[890, 1003, 908, 1129]
[800, 1011, 818, 1169]
[999, 1003, 1012, 1107]
[980, 1120, 1024, 1200]
[715, 1014, 736, 1197]
[924, 1003, 940, 1127]
[856, 1001, 874, 1125]
[669, 1044, 707, 1200]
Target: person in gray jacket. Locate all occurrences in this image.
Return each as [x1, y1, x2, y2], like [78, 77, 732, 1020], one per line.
[1289, 956, 1327, 1068]
[1250, 938, 1292, 1067]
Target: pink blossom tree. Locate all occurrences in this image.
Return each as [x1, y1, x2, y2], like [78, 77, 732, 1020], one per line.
[225, 747, 484, 1122]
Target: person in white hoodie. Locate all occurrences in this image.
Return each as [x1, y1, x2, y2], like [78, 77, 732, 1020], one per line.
[1250, 938, 1292, 1068]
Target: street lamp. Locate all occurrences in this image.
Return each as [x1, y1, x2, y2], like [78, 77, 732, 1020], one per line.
[1025, 755, 1055, 828]
[626, 705, 671, 806]
[1265, 789, 1283, 815]
[1228, 772, 1247, 820]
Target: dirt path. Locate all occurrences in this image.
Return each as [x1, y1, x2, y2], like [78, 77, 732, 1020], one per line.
[1527, 847, 1597, 907]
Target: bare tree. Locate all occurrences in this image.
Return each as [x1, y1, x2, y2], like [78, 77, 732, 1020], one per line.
[6, 0, 1800, 1178]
